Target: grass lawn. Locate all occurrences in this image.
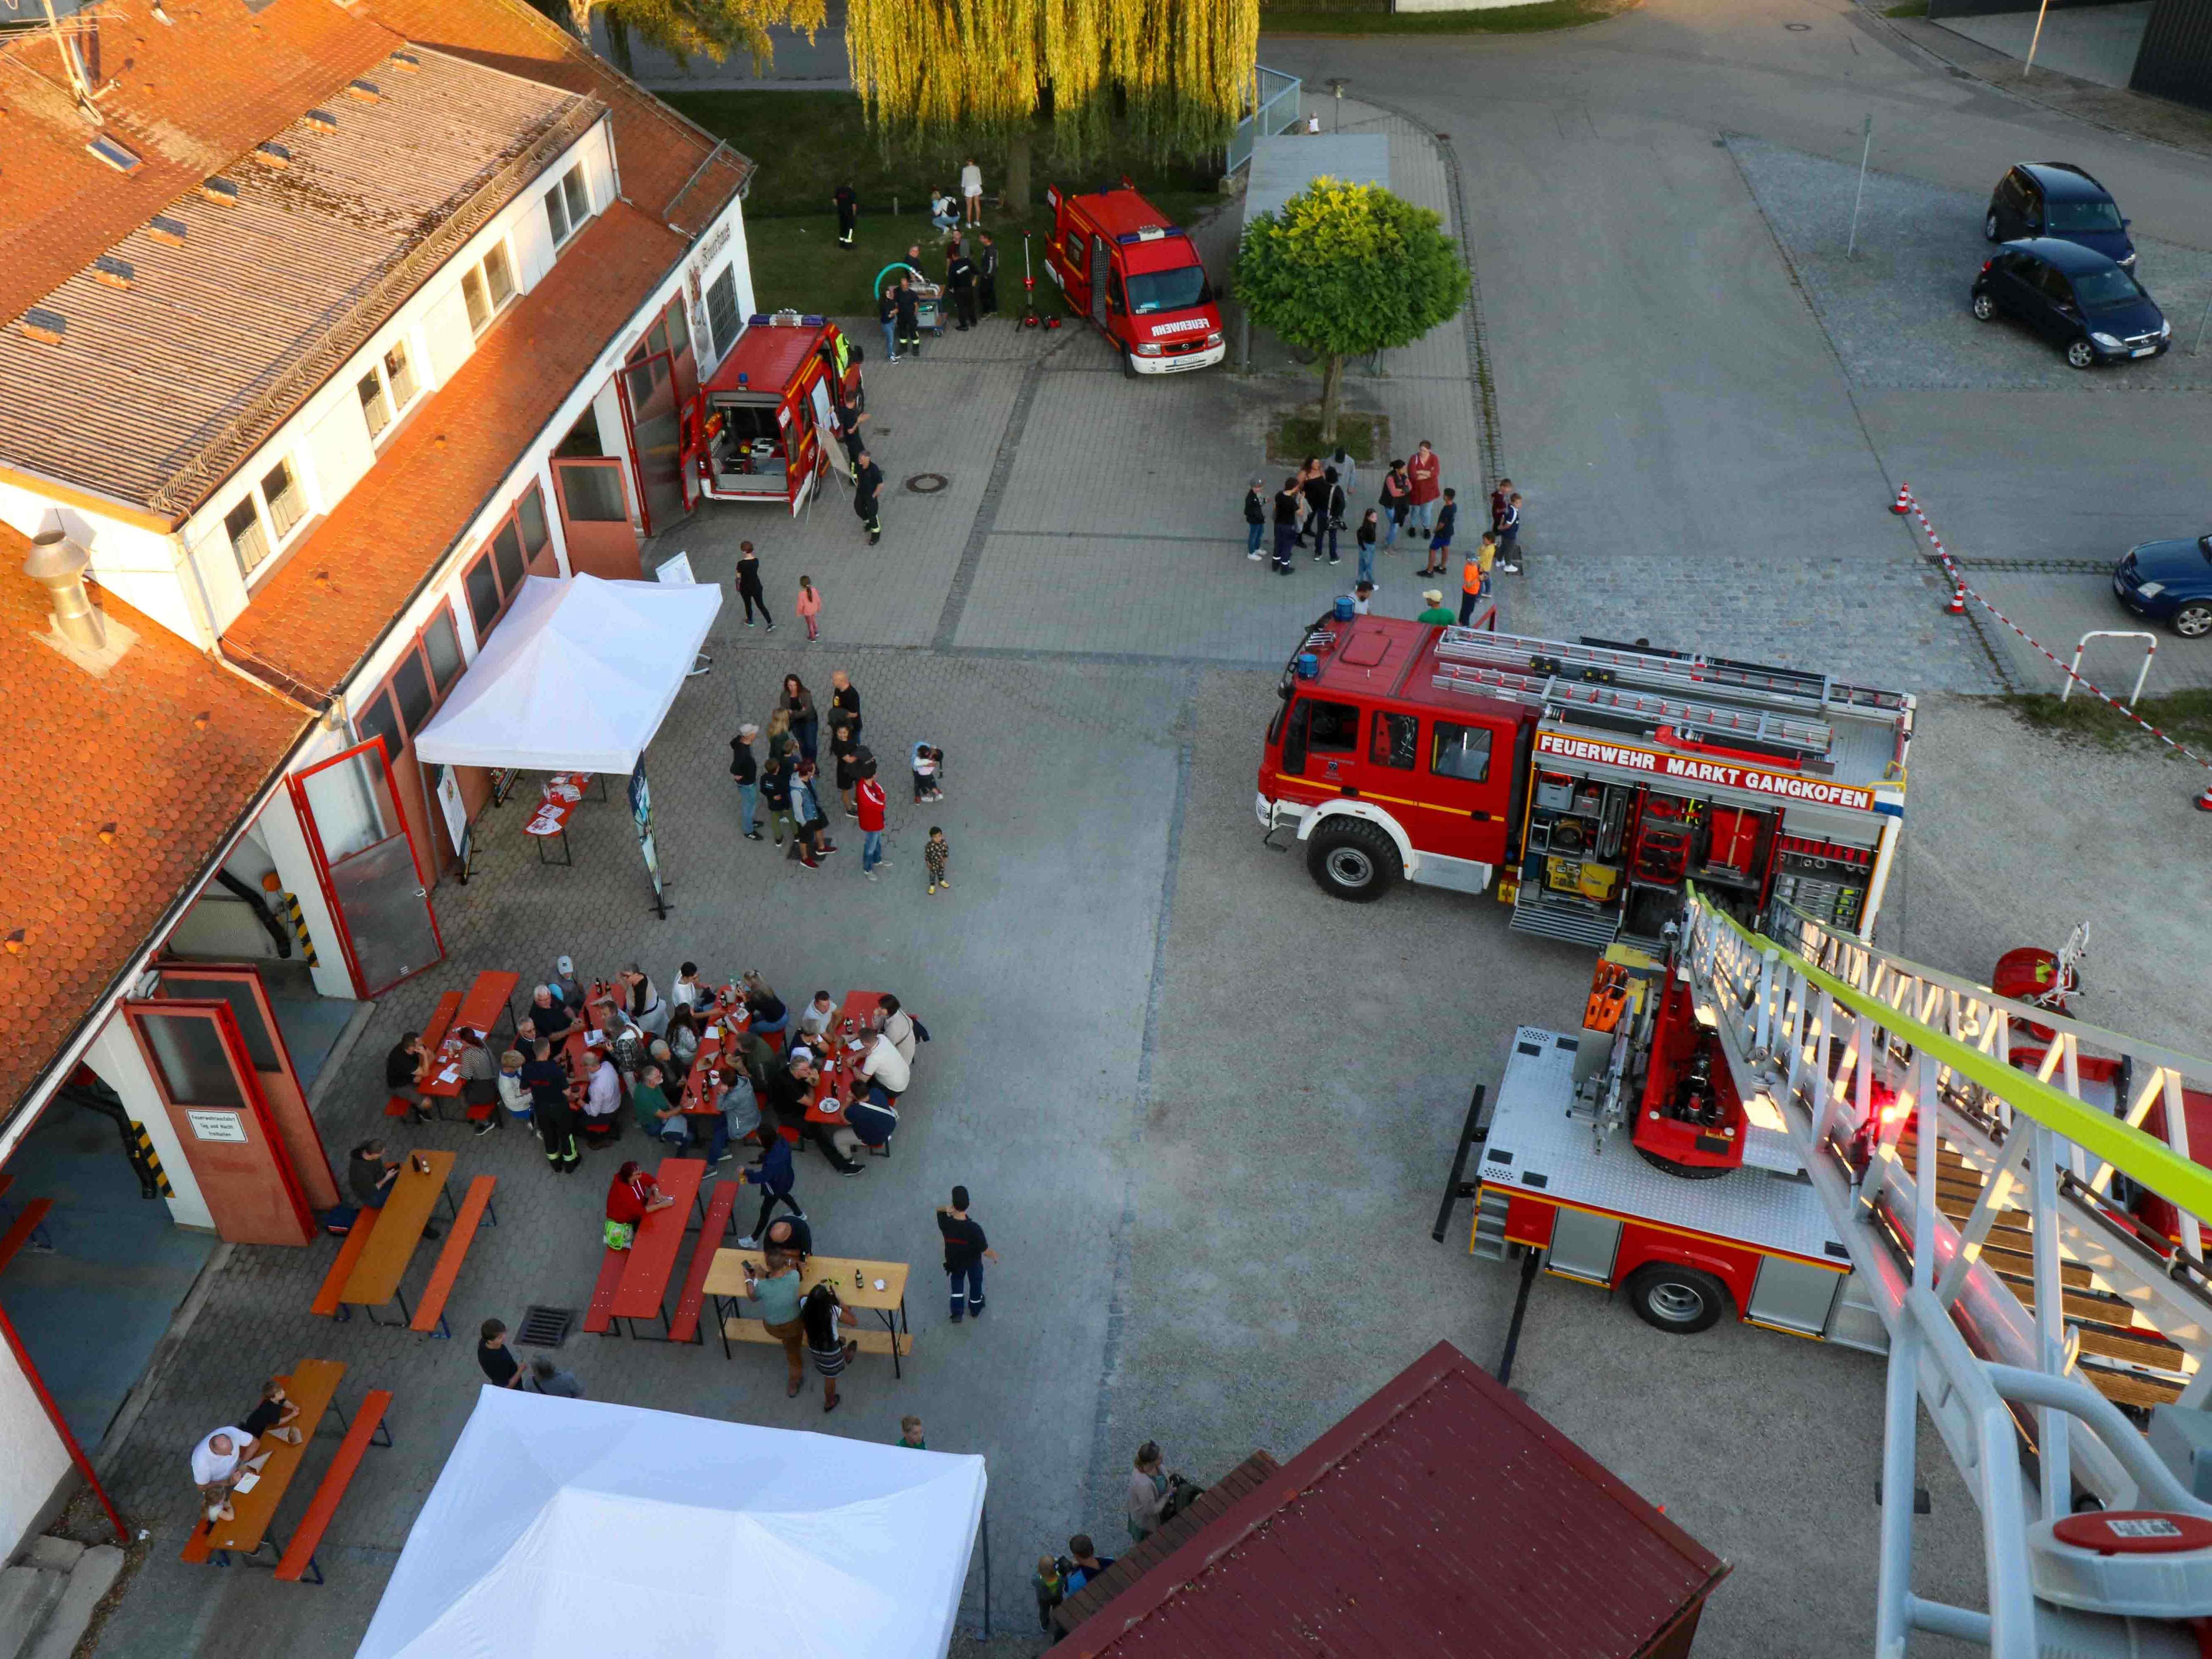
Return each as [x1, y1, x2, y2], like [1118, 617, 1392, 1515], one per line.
[1259, 0, 1638, 34]
[2002, 688, 2212, 753]
[669, 90, 1222, 314]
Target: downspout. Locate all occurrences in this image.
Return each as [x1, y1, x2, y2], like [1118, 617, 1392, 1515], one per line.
[214, 868, 292, 958]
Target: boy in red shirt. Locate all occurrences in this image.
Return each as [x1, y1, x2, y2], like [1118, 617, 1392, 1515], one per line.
[857, 759, 889, 882]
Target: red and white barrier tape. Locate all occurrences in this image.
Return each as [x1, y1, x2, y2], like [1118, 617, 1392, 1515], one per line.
[1895, 487, 2212, 778]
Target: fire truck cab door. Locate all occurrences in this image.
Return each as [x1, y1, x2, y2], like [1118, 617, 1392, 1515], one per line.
[1091, 238, 1112, 329]
[1280, 696, 1361, 786]
[1411, 712, 1518, 864]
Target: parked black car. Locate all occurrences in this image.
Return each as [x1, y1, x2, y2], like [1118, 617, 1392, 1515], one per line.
[2113, 536, 2212, 639]
[1984, 163, 2137, 270]
[1971, 240, 2168, 370]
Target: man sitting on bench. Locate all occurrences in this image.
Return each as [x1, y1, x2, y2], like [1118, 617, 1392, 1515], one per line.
[830, 1086, 899, 1162]
[190, 1425, 271, 1525]
[349, 1141, 439, 1239]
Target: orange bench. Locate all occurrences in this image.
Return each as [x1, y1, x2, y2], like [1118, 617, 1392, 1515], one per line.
[669, 1182, 740, 1351]
[410, 1176, 497, 1339]
[181, 1360, 346, 1568]
[310, 1210, 378, 1318]
[582, 1243, 630, 1335]
[273, 1391, 394, 1585]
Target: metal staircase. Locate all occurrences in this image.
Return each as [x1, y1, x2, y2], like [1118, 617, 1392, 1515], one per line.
[1677, 889, 2212, 1658]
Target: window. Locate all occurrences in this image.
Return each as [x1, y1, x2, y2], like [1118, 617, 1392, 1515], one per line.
[358, 367, 393, 439]
[563, 166, 589, 228]
[461, 244, 515, 334]
[261, 457, 306, 539]
[384, 340, 418, 407]
[225, 498, 271, 579]
[545, 179, 572, 246]
[560, 463, 627, 523]
[517, 487, 550, 557]
[462, 500, 542, 638]
[1370, 712, 1418, 771]
[1431, 722, 1493, 783]
[491, 522, 524, 596]
[664, 296, 689, 360]
[1128, 265, 1212, 316]
[647, 320, 670, 360]
[2036, 264, 2076, 307]
[1306, 700, 1359, 754]
[392, 650, 434, 735]
[422, 608, 462, 691]
[704, 267, 740, 361]
[465, 553, 502, 636]
[356, 690, 404, 765]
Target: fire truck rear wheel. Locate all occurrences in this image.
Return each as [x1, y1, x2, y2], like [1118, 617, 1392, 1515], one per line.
[1306, 820, 1401, 902]
[1623, 1262, 1731, 1335]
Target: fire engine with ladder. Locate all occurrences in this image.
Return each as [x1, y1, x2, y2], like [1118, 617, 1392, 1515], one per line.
[1447, 889, 2212, 1657]
[1256, 612, 1913, 949]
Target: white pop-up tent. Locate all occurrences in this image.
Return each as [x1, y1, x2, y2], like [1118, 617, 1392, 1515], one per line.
[412, 573, 719, 775]
[358, 1388, 988, 1659]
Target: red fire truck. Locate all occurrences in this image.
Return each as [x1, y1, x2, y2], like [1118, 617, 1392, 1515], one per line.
[686, 313, 862, 514]
[1256, 613, 1915, 949]
[1042, 182, 1224, 376]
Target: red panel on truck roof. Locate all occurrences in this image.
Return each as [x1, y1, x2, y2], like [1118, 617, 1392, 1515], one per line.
[1049, 1340, 1729, 1659]
[704, 322, 827, 395]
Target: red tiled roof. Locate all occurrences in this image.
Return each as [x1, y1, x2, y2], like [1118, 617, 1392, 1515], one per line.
[1050, 1341, 1730, 1659]
[349, 0, 750, 228]
[0, 522, 309, 1117]
[0, 0, 402, 326]
[221, 200, 685, 698]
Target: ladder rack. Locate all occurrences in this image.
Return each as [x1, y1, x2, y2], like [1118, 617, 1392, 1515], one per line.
[1430, 659, 1837, 760]
[1679, 890, 2212, 1658]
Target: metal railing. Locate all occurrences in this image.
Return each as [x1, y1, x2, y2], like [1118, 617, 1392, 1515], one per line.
[1228, 67, 1303, 174]
[1680, 888, 2212, 1657]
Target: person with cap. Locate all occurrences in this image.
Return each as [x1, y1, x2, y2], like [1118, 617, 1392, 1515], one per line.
[1416, 589, 1457, 625]
[1242, 478, 1266, 561]
[853, 449, 884, 547]
[729, 722, 762, 841]
[550, 956, 585, 1012]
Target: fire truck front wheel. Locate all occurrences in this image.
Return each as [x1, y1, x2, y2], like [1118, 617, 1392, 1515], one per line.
[1622, 1262, 1731, 1335]
[1306, 819, 1402, 902]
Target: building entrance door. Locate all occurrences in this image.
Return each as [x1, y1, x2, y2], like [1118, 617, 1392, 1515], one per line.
[118, 1000, 315, 1245]
[287, 739, 445, 998]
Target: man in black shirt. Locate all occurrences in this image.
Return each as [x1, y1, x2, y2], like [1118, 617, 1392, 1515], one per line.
[937, 1185, 999, 1322]
[893, 278, 921, 360]
[519, 1039, 579, 1173]
[477, 1319, 522, 1388]
[853, 449, 884, 547]
[348, 1140, 439, 1237]
[729, 722, 762, 841]
[832, 182, 858, 247]
[1242, 478, 1266, 562]
[828, 670, 861, 744]
[1270, 477, 1301, 574]
[384, 1031, 431, 1123]
[976, 232, 999, 316]
[947, 248, 978, 331]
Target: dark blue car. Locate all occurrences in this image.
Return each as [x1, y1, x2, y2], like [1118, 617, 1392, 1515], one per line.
[1985, 163, 2137, 270]
[1971, 239, 2168, 370]
[2113, 536, 2212, 638]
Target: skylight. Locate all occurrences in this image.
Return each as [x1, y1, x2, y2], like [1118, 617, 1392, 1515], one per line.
[86, 136, 141, 174]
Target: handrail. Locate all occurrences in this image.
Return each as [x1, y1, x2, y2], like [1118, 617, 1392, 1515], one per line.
[1690, 888, 2212, 1221]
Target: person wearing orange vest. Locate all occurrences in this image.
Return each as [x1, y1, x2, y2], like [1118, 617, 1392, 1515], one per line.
[1459, 530, 1495, 626]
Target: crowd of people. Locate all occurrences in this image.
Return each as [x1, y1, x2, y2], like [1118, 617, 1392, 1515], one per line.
[1243, 441, 1524, 614]
[1030, 1440, 1202, 1632]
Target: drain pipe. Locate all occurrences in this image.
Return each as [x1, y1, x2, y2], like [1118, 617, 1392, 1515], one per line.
[214, 868, 292, 958]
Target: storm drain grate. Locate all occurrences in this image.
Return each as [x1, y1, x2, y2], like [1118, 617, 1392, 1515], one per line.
[515, 1306, 574, 1349]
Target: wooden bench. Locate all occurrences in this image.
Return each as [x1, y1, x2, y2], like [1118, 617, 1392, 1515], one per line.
[310, 1210, 378, 1318]
[181, 1360, 346, 1568]
[410, 1176, 497, 1338]
[273, 1391, 394, 1585]
[669, 1182, 740, 1351]
[0, 1199, 54, 1273]
[582, 1244, 631, 1336]
[454, 970, 521, 1044]
[722, 1316, 913, 1357]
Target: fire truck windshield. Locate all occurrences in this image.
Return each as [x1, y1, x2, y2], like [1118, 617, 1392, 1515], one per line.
[1127, 265, 1210, 314]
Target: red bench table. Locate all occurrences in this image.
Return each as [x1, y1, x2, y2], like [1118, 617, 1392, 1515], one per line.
[604, 1157, 708, 1340]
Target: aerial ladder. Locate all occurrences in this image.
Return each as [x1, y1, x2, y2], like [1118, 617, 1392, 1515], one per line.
[1676, 887, 2212, 1657]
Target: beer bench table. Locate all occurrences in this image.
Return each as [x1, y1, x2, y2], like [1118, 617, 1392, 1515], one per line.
[702, 1251, 914, 1377]
[421, 971, 524, 1115]
[179, 1358, 393, 1579]
[336, 1150, 457, 1326]
[585, 1158, 715, 1340]
[387, 992, 461, 1118]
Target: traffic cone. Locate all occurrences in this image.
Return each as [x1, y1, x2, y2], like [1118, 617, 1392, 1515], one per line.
[1946, 582, 1966, 616]
[2194, 782, 2212, 812]
[1890, 483, 1911, 515]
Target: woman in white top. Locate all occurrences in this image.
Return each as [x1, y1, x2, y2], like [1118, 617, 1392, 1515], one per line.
[961, 156, 984, 225]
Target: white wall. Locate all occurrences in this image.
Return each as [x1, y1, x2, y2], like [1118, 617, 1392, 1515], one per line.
[252, 755, 355, 1000]
[82, 1019, 211, 1231]
[0, 1335, 72, 1559]
[0, 479, 208, 645]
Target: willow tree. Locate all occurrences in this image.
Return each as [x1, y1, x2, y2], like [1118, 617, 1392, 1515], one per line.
[552, 0, 825, 77]
[843, 0, 1260, 210]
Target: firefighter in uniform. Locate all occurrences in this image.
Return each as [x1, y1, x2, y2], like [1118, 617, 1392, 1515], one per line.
[853, 449, 885, 547]
[947, 246, 978, 332]
[833, 183, 858, 248]
[976, 232, 1000, 317]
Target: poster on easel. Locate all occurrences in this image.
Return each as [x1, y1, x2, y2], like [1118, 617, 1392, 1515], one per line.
[436, 766, 472, 883]
[811, 378, 852, 481]
[629, 764, 667, 918]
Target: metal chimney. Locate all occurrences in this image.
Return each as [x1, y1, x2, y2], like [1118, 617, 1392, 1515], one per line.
[24, 529, 107, 651]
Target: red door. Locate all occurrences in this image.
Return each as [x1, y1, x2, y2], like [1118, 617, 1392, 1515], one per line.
[151, 966, 338, 1209]
[616, 349, 689, 537]
[120, 1000, 316, 1244]
[1414, 711, 1520, 865]
[678, 400, 705, 513]
[287, 738, 445, 999]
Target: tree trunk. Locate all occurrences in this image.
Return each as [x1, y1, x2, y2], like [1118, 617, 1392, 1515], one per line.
[565, 0, 595, 44]
[1318, 353, 1346, 445]
[1005, 128, 1032, 218]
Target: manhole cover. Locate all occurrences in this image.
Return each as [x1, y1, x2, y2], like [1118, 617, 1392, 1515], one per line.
[1784, 19, 1811, 28]
[904, 472, 948, 494]
[516, 1305, 574, 1348]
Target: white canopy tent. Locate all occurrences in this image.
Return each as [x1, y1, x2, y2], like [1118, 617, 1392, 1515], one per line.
[359, 1389, 988, 1659]
[413, 574, 720, 775]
